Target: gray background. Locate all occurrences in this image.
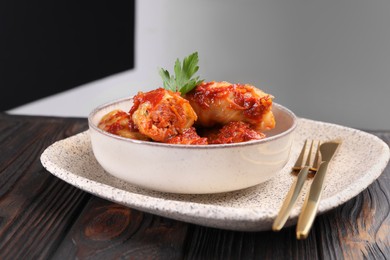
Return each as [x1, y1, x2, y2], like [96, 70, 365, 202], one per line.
[9, 0, 390, 130]
[152, 0, 390, 130]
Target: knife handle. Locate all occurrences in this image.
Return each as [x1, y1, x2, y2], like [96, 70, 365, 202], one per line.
[296, 161, 329, 239]
[272, 166, 310, 231]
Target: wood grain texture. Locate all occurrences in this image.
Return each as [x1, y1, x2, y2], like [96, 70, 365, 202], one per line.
[180, 132, 390, 260]
[0, 113, 388, 260]
[0, 114, 90, 259]
[52, 197, 188, 259]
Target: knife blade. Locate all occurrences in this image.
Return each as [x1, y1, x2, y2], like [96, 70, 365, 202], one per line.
[296, 141, 341, 239]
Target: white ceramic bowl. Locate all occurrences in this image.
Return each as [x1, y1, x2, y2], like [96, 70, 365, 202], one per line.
[88, 97, 297, 194]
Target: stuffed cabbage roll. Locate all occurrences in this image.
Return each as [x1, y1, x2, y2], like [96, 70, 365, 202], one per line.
[165, 127, 208, 145]
[185, 81, 275, 131]
[130, 88, 198, 142]
[98, 109, 150, 141]
[203, 121, 266, 144]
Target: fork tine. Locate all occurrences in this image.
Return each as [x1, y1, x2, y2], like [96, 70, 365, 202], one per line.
[292, 140, 308, 171]
[293, 140, 322, 173]
[310, 141, 321, 172]
[304, 141, 315, 166]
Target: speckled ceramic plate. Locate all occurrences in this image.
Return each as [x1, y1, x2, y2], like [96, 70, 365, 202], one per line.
[40, 118, 389, 231]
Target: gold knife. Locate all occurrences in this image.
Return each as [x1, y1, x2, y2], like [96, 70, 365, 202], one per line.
[296, 141, 341, 239]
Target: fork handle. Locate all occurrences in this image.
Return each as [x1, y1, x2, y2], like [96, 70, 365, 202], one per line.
[272, 166, 310, 231]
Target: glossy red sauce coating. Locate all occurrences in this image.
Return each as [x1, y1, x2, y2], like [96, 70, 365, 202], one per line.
[99, 83, 274, 145]
[129, 88, 166, 117]
[99, 110, 129, 134]
[186, 82, 272, 120]
[166, 127, 208, 145]
[128, 88, 198, 142]
[241, 95, 273, 120]
[206, 121, 266, 144]
[186, 82, 231, 109]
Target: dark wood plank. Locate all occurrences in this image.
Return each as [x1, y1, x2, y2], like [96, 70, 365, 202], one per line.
[181, 132, 390, 260]
[0, 114, 90, 259]
[331, 132, 390, 260]
[0, 113, 388, 259]
[52, 197, 188, 259]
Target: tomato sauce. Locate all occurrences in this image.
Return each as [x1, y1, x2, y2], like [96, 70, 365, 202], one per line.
[206, 121, 266, 144]
[129, 88, 166, 116]
[186, 81, 272, 120]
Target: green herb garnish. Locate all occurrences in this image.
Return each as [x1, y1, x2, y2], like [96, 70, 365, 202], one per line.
[159, 52, 203, 94]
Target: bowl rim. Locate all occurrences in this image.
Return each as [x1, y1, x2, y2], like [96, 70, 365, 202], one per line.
[88, 96, 298, 149]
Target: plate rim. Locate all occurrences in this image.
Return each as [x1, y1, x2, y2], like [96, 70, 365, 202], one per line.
[40, 117, 390, 231]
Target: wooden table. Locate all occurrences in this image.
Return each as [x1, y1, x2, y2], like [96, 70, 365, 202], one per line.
[1, 113, 389, 260]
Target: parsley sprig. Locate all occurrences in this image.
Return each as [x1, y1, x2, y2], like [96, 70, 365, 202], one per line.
[159, 52, 203, 95]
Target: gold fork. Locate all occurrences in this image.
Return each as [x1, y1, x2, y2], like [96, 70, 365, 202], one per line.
[272, 140, 321, 231]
